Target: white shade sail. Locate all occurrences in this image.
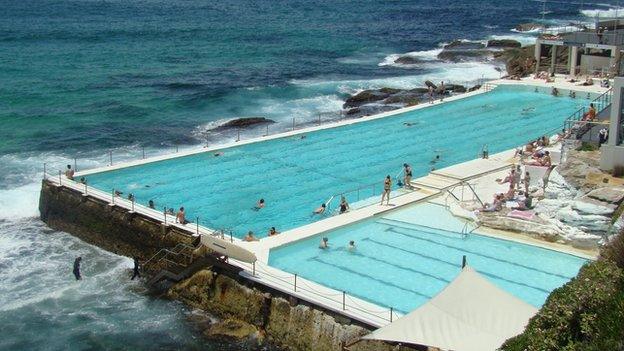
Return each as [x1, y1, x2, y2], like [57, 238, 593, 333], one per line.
[362, 266, 538, 351]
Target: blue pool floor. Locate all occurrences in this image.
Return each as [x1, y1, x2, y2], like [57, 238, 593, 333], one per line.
[269, 202, 587, 313]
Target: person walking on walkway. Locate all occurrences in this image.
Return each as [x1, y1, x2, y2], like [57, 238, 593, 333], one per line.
[73, 257, 82, 280]
[380, 175, 392, 205]
[131, 257, 141, 280]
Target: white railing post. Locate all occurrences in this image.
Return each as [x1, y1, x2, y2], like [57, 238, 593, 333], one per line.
[74, 157, 77, 172]
[292, 117, 295, 131]
[58, 170, 62, 185]
[142, 146, 145, 159]
[109, 151, 113, 166]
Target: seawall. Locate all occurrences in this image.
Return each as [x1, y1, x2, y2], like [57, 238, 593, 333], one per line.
[38, 180, 415, 351]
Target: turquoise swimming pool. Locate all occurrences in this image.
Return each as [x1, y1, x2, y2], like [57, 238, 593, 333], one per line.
[268, 203, 588, 313]
[84, 85, 588, 237]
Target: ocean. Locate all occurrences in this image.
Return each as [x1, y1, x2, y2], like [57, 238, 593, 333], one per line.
[0, 0, 620, 349]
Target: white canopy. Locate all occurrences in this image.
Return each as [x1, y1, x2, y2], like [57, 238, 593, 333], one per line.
[362, 266, 538, 351]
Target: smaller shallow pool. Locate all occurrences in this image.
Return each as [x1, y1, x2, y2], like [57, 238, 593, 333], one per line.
[268, 202, 587, 314]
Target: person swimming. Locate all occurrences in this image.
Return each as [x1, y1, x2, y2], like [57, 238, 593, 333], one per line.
[319, 237, 329, 249]
[148, 200, 155, 209]
[313, 203, 326, 215]
[347, 240, 356, 252]
[244, 231, 258, 242]
[268, 227, 279, 236]
[253, 198, 265, 211]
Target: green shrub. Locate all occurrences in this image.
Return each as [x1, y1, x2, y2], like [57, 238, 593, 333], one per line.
[500, 241, 624, 351]
[576, 142, 598, 152]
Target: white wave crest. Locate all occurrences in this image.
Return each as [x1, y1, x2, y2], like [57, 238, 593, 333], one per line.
[378, 48, 443, 67]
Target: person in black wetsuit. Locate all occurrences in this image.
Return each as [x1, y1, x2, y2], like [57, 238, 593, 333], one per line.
[131, 257, 141, 280]
[73, 257, 82, 280]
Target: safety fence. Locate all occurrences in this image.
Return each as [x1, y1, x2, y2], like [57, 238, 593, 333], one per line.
[42, 168, 226, 240]
[236, 259, 400, 325]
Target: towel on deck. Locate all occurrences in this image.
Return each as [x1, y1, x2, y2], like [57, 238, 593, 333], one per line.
[507, 210, 535, 221]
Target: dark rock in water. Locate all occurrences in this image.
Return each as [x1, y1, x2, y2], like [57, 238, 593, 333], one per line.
[394, 56, 421, 65]
[515, 22, 545, 32]
[410, 87, 430, 94]
[345, 107, 361, 116]
[487, 39, 522, 48]
[219, 117, 275, 129]
[343, 90, 391, 108]
[449, 84, 467, 93]
[443, 40, 486, 51]
[437, 49, 492, 62]
[424, 80, 437, 90]
[468, 85, 482, 92]
[379, 87, 402, 95]
[344, 104, 399, 118]
[384, 92, 419, 106]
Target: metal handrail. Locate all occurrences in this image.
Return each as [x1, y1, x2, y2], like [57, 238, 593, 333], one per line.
[240, 260, 399, 324]
[562, 88, 612, 131]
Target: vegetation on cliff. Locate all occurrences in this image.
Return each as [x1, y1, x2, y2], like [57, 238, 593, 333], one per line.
[500, 232, 624, 351]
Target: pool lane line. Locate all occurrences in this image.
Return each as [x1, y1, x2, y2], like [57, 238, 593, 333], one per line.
[363, 237, 551, 294]
[308, 256, 434, 302]
[313, 247, 451, 284]
[384, 227, 576, 281]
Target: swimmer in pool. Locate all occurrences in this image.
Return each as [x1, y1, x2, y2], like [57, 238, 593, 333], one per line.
[253, 198, 265, 211]
[319, 237, 329, 249]
[347, 240, 356, 252]
[313, 203, 326, 215]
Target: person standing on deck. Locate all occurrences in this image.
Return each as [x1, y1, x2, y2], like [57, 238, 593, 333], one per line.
[65, 165, 75, 180]
[73, 257, 82, 280]
[523, 171, 531, 194]
[381, 175, 392, 205]
[428, 86, 434, 104]
[176, 207, 189, 224]
[439, 81, 445, 101]
[131, 257, 141, 280]
[403, 163, 413, 189]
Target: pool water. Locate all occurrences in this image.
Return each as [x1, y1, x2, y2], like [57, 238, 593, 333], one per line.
[85, 85, 587, 237]
[268, 203, 588, 313]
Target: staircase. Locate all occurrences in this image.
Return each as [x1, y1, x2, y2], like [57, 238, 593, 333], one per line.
[563, 88, 612, 143]
[142, 243, 213, 288]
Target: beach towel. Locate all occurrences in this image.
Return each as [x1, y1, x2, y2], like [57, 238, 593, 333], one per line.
[507, 210, 535, 221]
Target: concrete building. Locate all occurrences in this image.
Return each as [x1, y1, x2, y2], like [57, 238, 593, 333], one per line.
[535, 20, 624, 78]
[600, 77, 624, 171]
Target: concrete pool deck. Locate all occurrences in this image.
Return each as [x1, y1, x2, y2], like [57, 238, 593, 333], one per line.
[47, 77, 606, 329]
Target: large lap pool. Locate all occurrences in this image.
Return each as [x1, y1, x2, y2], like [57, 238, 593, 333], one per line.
[84, 85, 588, 237]
[268, 203, 588, 313]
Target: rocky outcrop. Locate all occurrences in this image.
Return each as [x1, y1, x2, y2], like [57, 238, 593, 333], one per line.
[443, 40, 486, 50]
[487, 39, 522, 48]
[393, 56, 421, 65]
[341, 83, 473, 117]
[343, 90, 391, 108]
[515, 23, 545, 32]
[437, 49, 492, 63]
[168, 268, 412, 351]
[217, 117, 275, 130]
[557, 150, 603, 190]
